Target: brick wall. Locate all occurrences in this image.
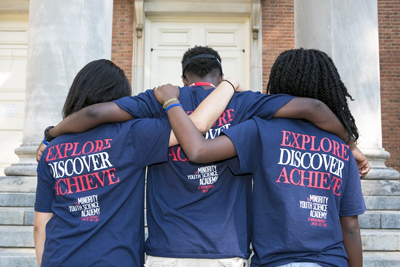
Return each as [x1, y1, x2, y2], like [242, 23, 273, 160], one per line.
[261, 0, 294, 93]
[112, 0, 134, 84]
[378, 0, 400, 171]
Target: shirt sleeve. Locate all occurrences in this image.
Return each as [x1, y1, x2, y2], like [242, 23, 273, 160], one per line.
[235, 92, 295, 121]
[222, 119, 261, 175]
[34, 149, 56, 212]
[339, 155, 367, 217]
[129, 118, 172, 167]
[113, 89, 165, 119]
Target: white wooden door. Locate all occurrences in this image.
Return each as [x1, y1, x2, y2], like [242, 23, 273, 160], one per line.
[144, 18, 250, 90]
[0, 20, 28, 175]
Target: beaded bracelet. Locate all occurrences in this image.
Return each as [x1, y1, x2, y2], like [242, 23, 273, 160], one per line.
[222, 79, 236, 92]
[162, 98, 178, 110]
[165, 103, 183, 114]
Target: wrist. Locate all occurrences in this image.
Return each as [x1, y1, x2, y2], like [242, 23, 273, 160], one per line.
[222, 79, 237, 93]
[162, 98, 179, 109]
[44, 126, 55, 143]
[165, 102, 183, 114]
[348, 139, 357, 150]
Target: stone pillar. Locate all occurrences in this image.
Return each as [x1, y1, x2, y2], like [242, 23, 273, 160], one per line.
[294, 0, 399, 179]
[4, 0, 114, 176]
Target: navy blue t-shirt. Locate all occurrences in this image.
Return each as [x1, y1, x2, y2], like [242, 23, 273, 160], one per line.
[223, 118, 366, 267]
[35, 118, 171, 267]
[114, 86, 294, 259]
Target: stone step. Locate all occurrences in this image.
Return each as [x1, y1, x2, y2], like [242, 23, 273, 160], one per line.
[0, 249, 397, 267]
[361, 180, 400, 196]
[0, 226, 34, 247]
[362, 167, 400, 180]
[0, 176, 37, 193]
[363, 196, 400, 210]
[359, 210, 400, 229]
[0, 248, 37, 267]
[363, 252, 400, 267]
[0, 226, 398, 251]
[0, 207, 34, 226]
[361, 229, 400, 251]
[0, 192, 35, 207]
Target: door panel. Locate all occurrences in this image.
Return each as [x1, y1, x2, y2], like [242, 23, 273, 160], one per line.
[145, 19, 249, 89]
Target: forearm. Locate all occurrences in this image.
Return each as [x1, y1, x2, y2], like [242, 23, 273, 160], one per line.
[308, 101, 348, 142]
[274, 98, 349, 142]
[34, 229, 45, 267]
[340, 216, 363, 267]
[188, 78, 237, 133]
[167, 78, 237, 146]
[153, 81, 238, 154]
[34, 212, 53, 266]
[167, 104, 236, 162]
[48, 102, 132, 137]
[167, 103, 209, 154]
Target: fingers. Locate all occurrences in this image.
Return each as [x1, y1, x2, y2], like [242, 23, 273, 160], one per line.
[36, 149, 42, 162]
[357, 159, 370, 178]
[36, 142, 47, 162]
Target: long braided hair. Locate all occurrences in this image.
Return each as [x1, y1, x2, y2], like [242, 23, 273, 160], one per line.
[267, 48, 359, 142]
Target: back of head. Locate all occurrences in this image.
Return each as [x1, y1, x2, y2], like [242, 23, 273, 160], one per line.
[267, 48, 359, 142]
[181, 46, 223, 79]
[62, 59, 131, 118]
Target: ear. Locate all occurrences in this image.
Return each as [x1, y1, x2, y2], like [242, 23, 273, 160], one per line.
[182, 75, 188, 86]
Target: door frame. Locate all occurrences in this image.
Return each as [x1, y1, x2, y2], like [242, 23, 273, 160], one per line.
[132, 0, 262, 95]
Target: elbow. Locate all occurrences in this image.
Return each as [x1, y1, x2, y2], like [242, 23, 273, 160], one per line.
[299, 99, 325, 120]
[343, 225, 360, 238]
[196, 125, 208, 135]
[85, 105, 101, 119]
[341, 216, 361, 238]
[182, 145, 209, 163]
[33, 224, 41, 237]
[33, 221, 42, 234]
[307, 99, 324, 113]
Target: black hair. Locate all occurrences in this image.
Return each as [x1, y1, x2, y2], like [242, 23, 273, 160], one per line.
[62, 59, 131, 118]
[267, 48, 359, 142]
[181, 46, 223, 78]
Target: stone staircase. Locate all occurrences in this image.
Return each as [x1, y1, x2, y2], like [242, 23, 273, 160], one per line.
[0, 176, 37, 267]
[0, 174, 399, 266]
[360, 176, 400, 266]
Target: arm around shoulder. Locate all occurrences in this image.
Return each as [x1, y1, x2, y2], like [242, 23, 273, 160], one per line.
[48, 102, 132, 137]
[274, 97, 348, 142]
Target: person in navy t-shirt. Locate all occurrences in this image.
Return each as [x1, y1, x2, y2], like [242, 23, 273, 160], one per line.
[34, 59, 173, 267]
[154, 48, 367, 267]
[34, 59, 239, 267]
[37, 47, 368, 266]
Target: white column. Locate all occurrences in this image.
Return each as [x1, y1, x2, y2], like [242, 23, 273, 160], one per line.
[294, 0, 399, 179]
[5, 0, 114, 176]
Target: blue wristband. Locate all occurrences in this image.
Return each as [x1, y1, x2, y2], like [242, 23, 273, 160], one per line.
[42, 137, 49, 146]
[165, 103, 183, 114]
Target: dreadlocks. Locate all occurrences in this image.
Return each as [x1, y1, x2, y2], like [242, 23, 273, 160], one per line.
[267, 48, 359, 142]
[181, 46, 223, 78]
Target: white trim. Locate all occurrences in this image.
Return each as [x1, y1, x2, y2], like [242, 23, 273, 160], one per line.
[132, 0, 262, 94]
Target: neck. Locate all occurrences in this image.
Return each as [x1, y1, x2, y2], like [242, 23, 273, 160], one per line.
[189, 81, 215, 88]
[185, 75, 221, 89]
